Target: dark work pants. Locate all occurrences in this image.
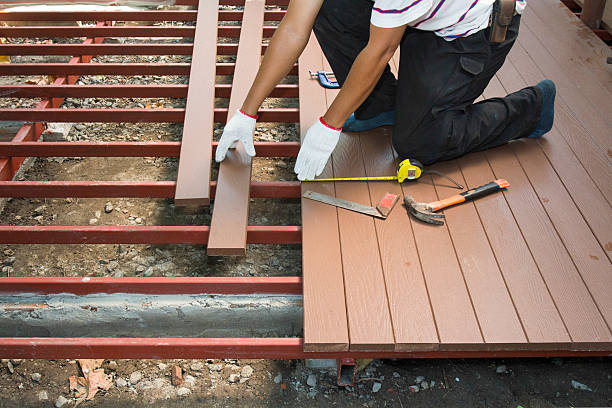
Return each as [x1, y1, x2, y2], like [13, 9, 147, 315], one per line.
[313, 0, 542, 164]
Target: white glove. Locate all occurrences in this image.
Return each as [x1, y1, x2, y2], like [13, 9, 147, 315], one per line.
[215, 109, 257, 162]
[294, 117, 341, 181]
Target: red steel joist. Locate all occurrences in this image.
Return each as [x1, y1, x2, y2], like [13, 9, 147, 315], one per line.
[1, 338, 609, 360]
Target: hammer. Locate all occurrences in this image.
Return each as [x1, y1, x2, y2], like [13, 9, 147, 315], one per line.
[403, 179, 510, 225]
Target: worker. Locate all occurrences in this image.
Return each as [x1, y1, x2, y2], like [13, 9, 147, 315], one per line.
[215, 0, 556, 181]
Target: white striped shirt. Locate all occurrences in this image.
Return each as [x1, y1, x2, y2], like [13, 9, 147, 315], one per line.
[371, 0, 526, 40]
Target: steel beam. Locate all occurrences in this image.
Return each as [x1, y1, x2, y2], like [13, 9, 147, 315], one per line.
[0, 141, 300, 157]
[0, 337, 609, 360]
[0, 10, 285, 22]
[0, 84, 298, 98]
[0, 108, 300, 123]
[0, 44, 271, 56]
[0, 63, 298, 76]
[0, 22, 106, 181]
[0, 277, 302, 295]
[0, 26, 277, 39]
[0, 226, 302, 244]
[0, 180, 301, 198]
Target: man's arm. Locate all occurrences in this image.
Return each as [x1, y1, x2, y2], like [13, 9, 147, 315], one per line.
[321, 24, 407, 129]
[215, 0, 322, 162]
[240, 0, 323, 116]
[293, 23, 407, 180]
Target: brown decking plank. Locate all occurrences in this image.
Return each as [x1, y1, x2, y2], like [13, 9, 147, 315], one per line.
[493, 63, 612, 336]
[512, 141, 612, 336]
[458, 152, 571, 346]
[482, 75, 611, 346]
[484, 143, 612, 347]
[300, 34, 349, 352]
[521, 9, 612, 125]
[517, 23, 612, 158]
[405, 176, 483, 349]
[207, 0, 265, 256]
[497, 54, 612, 261]
[320, 58, 395, 352]
[174, 0, 219, 206]
[329, 131, 395, 351]
[525, 0, 612, 96]
[358, 129, 439, 352]
[507, 44, 612, 203]
[430, 160, 527, 348]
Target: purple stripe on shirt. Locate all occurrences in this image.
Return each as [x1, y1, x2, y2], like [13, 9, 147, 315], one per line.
[413, 0, 447, 28]
[455, 0, 479, 24]
[372, 0, 426, 14]
[445, 27, 475, 38]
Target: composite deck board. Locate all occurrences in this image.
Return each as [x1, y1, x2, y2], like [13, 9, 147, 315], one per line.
[359, 130, 439, 351]
[301, 3, 612, 352]
[207, 0, 265, 256]
[521, 9, 612, 126]
[495, 63, 612, 332]
[483, 79, 612, 347]
[431, 160, 527, 347]
[458, 152, 571, 346]
[174, 0, 218, 206]
[300, 34, 349, 352]
[508, 44, 612, 203]
[496, 55, 612, 259]
[320, 59, 396, 351]
[406, 173, 484, 348]
[517, 24, 612, 160]
[330, 132, 395, 351]
[526, 0, 612, 96]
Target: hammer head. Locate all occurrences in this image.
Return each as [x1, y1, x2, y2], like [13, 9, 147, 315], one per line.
[403, 194, 445, 225]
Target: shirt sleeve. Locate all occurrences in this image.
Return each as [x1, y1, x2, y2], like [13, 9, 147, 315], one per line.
[370, 0, 433, 28]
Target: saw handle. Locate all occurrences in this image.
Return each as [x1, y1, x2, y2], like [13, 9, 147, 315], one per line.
[429, 179, 509, 211]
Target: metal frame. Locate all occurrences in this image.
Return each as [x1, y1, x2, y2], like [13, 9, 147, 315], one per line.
[0, 0, 609, 360]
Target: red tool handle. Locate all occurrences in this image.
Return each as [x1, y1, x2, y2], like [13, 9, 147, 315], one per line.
[429, 179, 509, 211]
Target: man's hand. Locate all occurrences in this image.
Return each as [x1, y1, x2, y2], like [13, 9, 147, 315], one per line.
[215, 109, 257, 162]
[294, 118, 341, 181]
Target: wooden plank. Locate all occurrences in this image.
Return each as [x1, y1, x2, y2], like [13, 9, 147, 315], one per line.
[174, 0, 219, 206]
[330, 131, 395, 351]
[521, 2, 612, 120]
[300, 34, 349, 352]
[431, 160, 527, 348]
[207, 0, 265, 256]
[481, 72, 611, 347]
[320, 59, 395, 351]
[512, 141, 612, 334]
[484, 143, 612, 348]
[528, 0, 612, 77]
[496, 53, 612, 263]
[358, 130, 440, 351]
[517, 21, 612, 151]
[507, 44, 612, 203]
[581, 0, 607, 28]
[405, 174, 483, 349]
[458, 152, 571, 346]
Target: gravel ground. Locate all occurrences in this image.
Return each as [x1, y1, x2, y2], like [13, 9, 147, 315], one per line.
[0, 7, 611, 408]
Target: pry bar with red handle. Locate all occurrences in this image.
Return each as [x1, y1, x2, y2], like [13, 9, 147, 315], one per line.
[404, 179, 510, 225]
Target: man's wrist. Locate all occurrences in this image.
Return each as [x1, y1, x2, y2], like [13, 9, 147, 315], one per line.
[320, 114, 343, 130]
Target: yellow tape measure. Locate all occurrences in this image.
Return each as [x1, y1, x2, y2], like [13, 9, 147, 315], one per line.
[304, 158, 424, 183]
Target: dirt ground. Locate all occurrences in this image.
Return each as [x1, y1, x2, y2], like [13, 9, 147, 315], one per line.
[0, 357, 610, 407]
[0, 10, 611, 408]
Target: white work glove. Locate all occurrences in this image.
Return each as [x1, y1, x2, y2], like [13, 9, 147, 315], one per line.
[294, 117, 341, 181]
[215, 109, 257, 162]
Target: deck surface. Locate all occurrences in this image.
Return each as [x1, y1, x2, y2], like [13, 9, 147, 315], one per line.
[301, 1, 612, 353]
